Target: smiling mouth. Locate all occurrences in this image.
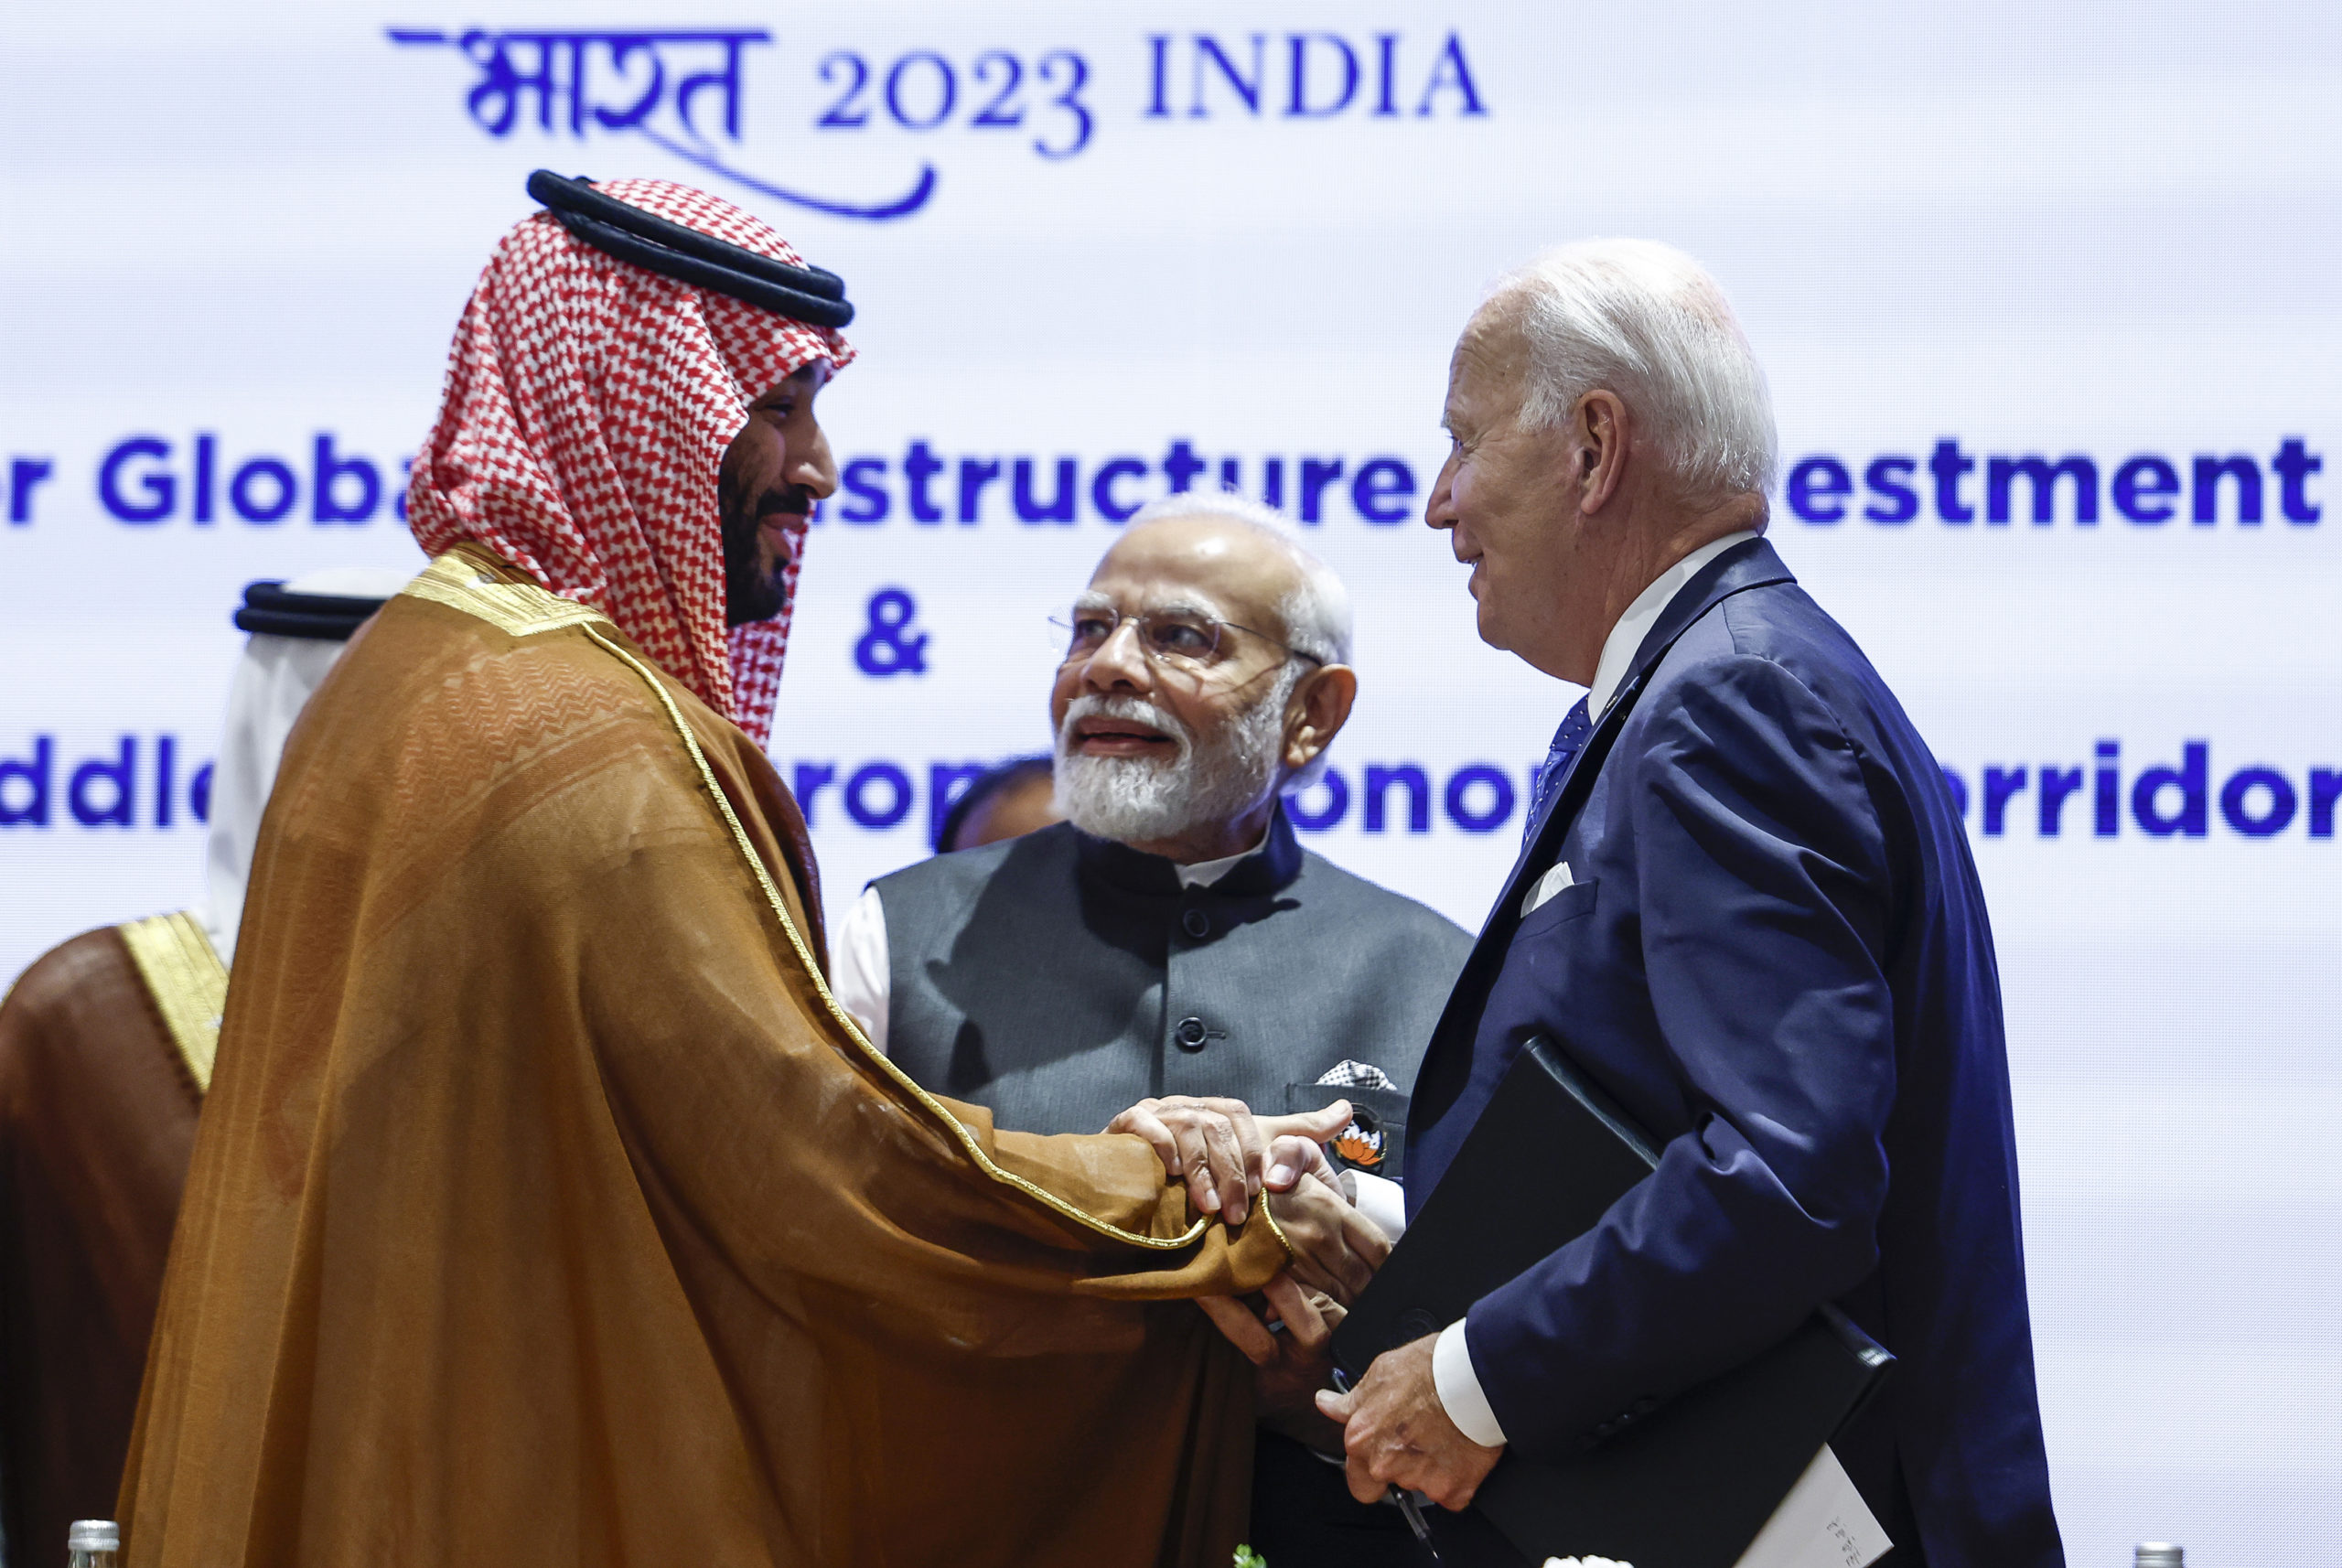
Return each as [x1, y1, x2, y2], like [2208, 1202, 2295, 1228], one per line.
[757, 493, 810, 542]
[1073, 718, 1176, 757]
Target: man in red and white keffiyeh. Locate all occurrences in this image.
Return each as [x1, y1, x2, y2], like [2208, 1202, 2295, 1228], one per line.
[117, 177, 1372, 1568]
[406, 177, 853, 745]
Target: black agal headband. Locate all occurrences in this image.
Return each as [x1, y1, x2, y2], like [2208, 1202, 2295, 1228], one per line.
[527, 170, 854, 329]
[232, 582, 390, 641]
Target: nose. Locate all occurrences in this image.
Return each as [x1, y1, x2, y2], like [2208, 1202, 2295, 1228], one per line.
[792, 424, 838, 501]
[1082, 617, 1154, 693]
[1425, 449, 1460, 532]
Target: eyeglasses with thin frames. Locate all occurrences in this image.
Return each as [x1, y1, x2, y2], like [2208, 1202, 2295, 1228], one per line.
[1049, 607, 1325, 673]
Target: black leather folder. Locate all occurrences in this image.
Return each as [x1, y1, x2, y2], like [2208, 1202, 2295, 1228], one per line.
[1330, 1036, 1894, 1568]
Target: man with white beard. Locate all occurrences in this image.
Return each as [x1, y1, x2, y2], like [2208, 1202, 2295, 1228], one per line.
[830, 492, 1470, 1567]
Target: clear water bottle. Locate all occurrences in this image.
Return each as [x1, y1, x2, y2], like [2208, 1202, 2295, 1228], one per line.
[2134, 1546, 2182, 1568]
[66, 1520, 119, 1568]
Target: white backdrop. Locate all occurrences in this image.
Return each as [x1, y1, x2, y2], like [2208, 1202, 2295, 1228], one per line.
[4, 5, 2337, 1563]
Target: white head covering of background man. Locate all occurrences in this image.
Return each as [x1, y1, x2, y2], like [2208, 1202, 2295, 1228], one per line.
[203, 567, 413, 962]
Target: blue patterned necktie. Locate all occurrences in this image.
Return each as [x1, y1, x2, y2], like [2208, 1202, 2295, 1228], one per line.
[1522, 696, 1594, 847]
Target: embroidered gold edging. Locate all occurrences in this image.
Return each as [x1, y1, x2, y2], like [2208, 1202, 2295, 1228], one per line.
[580, 623, 1290, 1259]
[400, 551, 611, 639]
[117, 912, 228, 1095]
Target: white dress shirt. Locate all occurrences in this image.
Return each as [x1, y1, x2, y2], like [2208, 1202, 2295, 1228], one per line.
[1432, 528, 1760, 1450]
[827, 832, 1266, 1056]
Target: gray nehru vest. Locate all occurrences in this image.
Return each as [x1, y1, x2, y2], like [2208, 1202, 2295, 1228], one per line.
[873, 811, 1471, 1176]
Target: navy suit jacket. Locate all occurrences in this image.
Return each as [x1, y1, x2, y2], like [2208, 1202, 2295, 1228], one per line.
[1406, 539, 2062, 1568]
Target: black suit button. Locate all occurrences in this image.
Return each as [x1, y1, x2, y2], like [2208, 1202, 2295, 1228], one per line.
[1181, 908, 1211, 939]
[1175, 1015, 1209, 1050]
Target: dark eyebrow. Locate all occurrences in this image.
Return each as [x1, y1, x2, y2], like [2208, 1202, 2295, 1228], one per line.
[755, 363, 826, 411]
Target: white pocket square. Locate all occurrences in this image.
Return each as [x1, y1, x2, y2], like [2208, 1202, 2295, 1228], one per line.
[1521, 860, 1575, 917]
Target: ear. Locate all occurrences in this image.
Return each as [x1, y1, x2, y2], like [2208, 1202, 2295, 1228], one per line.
[1571, 389, 1632, 516]
[1283, 664, 1359, 773]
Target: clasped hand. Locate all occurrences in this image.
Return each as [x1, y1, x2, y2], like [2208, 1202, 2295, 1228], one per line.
[1201, 1165, 1395, 1446]
[1103, 1093, 1353, 1226]
[1105, 1094, 1391, 1446]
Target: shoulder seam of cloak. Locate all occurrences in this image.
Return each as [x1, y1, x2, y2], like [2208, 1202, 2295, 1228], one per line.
[578, 619, 1290, 1262]
[116, 910, 227, 1093]
[400, 549, 610, 638]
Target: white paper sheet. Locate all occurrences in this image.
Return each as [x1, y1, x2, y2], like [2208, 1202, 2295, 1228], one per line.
[1731, 1443, 1893, 1568]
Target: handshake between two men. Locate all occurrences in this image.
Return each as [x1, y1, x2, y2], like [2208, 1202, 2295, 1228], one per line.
[1108, 1093, 1508, 1525]
[102, 183, 2056, 1568]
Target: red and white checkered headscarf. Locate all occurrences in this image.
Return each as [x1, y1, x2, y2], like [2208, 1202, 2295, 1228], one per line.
[407, 178, 853, 745]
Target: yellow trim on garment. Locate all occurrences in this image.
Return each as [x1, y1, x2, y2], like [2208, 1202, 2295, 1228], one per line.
[117, 912, 229, 1094]
[399, 550, 611, 638]
[391, 553, 1280, 1256]
[580, 623, 1287, 1258]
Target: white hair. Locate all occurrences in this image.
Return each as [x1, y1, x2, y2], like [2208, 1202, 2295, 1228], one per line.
[1488, 239, 1777, 505]
[1122, 490, 1354, 667]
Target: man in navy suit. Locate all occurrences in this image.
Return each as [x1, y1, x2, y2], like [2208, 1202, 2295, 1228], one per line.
[1316, 242, 2064, 1567]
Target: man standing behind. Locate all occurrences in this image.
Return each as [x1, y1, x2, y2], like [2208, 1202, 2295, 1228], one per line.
[832, 492, 1471, 1565]
[1318, 242, 2063, 1567]
[0, 571, 399, 1563]
[116, 177, 1355, 1568]
[933, 754, 1060, 853]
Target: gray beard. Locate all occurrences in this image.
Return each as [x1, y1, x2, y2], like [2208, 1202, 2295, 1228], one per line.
[1052, 680, 1295, 847]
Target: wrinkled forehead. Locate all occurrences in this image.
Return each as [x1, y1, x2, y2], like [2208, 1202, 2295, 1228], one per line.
[1448, 298, 1532, 404]
[1082, 517, 1302, 628]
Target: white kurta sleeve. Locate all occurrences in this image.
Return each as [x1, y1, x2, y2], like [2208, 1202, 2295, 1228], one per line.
[827, 885, 892, 1056]
[1349, 1169, 1409, 1241]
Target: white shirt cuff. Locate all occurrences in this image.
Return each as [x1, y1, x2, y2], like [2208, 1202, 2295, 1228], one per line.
[1349, 1170, 1408, 1241]
[1432, 1319, 1508, 1448]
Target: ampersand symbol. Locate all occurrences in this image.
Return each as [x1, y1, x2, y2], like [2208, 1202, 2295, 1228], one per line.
[854, 586, 929, 677]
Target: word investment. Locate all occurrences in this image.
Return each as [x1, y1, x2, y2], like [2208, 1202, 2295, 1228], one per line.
[1785, 438, 2321, 526]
